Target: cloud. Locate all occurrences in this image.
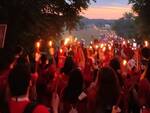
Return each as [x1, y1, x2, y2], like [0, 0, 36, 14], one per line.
[81, 5, 132, 19]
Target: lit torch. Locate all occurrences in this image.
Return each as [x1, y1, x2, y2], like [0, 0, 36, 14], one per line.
[60, 48, 63, 53]
[100, 44, 104, 48]
[36, 42, 40, 49]
[144, 41, 149, 47]
[89, 46, 92, 50]
[95, 45, 99, 49]
[108, 46, 112, 50]
[123, 59, 127, 66]
[64, 38, 70, 45]
[102, 46, 106, 52]
[123, 41, 126, 45]
[48, 41, 53, 47]
[90, 41, 93, 45]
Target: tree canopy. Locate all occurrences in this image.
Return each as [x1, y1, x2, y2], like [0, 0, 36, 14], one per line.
[129, 0, 150, 39]
[0, 0, 95, 50]
[112, 12, 138, 39]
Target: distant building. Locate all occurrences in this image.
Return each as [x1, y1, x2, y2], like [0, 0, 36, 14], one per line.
[104, 24, 111, 29]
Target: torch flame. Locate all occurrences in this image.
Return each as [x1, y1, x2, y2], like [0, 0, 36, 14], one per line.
[60, 48, 63, 53]
[89, 46, 92, 49]
[48, 41, 52, 47]
[108, 46, 112, 50]
[74, 38, 77, 42]
[64, 38, 70, 45]
[145, 41, 149, 47]
[36, 42, 40, 48]
[95, 45, 99, 49]
[123, 41, 126, 45]
[102, 47, 106, 52]
[123, 60, 127, 66]
[100, 44, 104, 48]
[90, 41, 93, 45]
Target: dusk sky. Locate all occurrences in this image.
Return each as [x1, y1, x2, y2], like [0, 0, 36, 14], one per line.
[81, 0, 132, 19]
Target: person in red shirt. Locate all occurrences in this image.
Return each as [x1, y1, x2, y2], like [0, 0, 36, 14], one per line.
[6, 56, 59, 113]
[138, 47, 150, 112]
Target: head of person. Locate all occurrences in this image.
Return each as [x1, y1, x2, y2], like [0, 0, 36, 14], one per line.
[141, 47, 150, 61]
[141, 47, 150, 82]
[40, 53, 48, 65]
[8, 57, 31, 97]
[61, 56, 76, 75]
[109, 57, 121, 72]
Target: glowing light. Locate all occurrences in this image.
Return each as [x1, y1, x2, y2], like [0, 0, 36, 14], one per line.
[36, 42, 40, 48]
[90, 41, 93, 45]
[133, 43, 137, 48]
[69, 48, 72, 51]
[123, 60, 127, 66]
[123, 41, 126, 45]
[60, 48, 63, 53]
[102, 47, 106, 52]
[89, 46, 92, 49]
[127, 40, 130, 44]
[48, 41, 52, 47]
[64, 38, 70, 45]
[49, 48, 54, 55]
[108, 46, 112, 50]
[95, 45, 99, 49]
[144, 41, 149, 47]
[100, 44, 104, 48]
[74, 38, 77, 42]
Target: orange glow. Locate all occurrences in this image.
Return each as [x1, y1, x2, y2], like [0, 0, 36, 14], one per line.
[81, 6, 132, 19]
[102, 47, 106, 52]
[60, 48, 63, 53]
[49, 48, 54, 55]
[90, 41, 93, 45]
[123, 59, 127, 66]
[48, 41, 52, 47]
[89, 46, 93, 49]
[108, 46, 112, 50]
[100, 44, 104, 48]
[95, 45, 99, 49]
[74, 38, 77, 42]
[123, 41, 126, 45]
[144, 41, 149, 47]
[36, 42, 40, 48]
[64, 38, 70, 45]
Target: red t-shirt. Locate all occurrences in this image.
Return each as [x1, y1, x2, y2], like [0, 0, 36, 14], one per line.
[9, 100, 50, 113]
[138, 79, 150, 107]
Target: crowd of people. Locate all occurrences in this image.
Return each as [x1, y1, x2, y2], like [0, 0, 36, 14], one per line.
[0, 38, 150, 113]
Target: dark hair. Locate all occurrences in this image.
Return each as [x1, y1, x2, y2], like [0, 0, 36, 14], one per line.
[109, 58, 124, 87]
[146, 61, 150, 82]
[141, 47, 150, 60]
[63, 68, 83, 104]
[8, 58, 31, 97]
[96, 67, 120, 112]
[109, 57, 120, 71]
[61, 56, 76, 75]
[40, 54, 48, 64]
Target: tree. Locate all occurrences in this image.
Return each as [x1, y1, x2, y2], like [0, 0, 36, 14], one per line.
[129, 0, 150, 40]
[0, 0, 95, 50]
[112, 12, 138, 39]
